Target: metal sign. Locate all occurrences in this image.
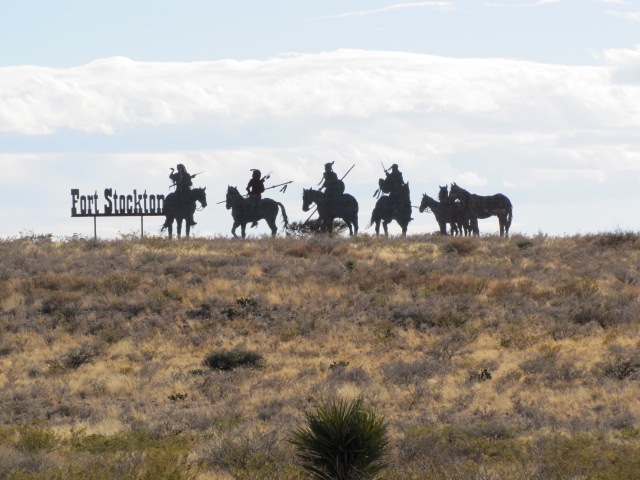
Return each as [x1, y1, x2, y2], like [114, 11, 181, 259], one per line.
[71, 188, 166, 237]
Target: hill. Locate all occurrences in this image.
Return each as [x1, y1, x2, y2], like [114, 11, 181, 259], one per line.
[1, 232, 639, 479]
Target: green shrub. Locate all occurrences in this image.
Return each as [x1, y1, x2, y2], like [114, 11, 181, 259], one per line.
[203, 349, 265, 371]
[290, 397, 389, 480]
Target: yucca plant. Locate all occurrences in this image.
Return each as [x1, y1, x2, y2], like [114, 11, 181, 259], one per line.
[290, 397, 389, 480]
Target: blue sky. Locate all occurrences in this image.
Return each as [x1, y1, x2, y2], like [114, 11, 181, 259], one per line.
[2, 1, 640, 238]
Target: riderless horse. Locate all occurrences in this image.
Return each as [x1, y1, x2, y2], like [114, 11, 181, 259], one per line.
[161, 187, 207, 238]
[370, 183, 412, 237]
[449, 183, 513, 237]
[419, 193, 458, 235]
[302, 188, 359, 236]
[438, 185, 472, 236]
[225, 186, 288, 238]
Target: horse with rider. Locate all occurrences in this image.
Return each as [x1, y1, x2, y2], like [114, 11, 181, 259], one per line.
[370, 163, 413, 236]
[162, 164, 207, 238]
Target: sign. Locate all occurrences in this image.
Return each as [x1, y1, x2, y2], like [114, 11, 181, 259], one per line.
[71, 188, 166, 238]
[70, 188, 165, 217]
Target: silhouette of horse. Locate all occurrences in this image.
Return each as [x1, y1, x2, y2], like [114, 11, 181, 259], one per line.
[449, 183, 513, 237]
[370, 183, 412, 237]
[419, 193, 457, 235]
[226, 186, 288, 238]
[302, 188, 358, 235]
[438, 185, 472, 236]
[161, 187, 207, 238]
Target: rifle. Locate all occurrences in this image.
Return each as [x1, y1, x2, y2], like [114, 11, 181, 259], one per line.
[304, 164, 355, 224]
[169, 171, 205, 188]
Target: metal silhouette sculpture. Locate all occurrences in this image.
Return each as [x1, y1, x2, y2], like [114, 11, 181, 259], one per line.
[449, 183, 513, 237]
[419, 193, 461, 235]
[370, 182, 412, 237]
[302, 188, 359, 236]
[226, 186, 288, 238]
[161, 187, 207, 238]
[370, 163, 412, 236]
[438, 185, 472, 236]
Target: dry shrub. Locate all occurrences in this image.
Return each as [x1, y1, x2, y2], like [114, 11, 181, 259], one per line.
[441, 237, 479, 256]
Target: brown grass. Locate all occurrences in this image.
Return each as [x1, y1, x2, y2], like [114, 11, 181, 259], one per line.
[1, 232, 640, 478]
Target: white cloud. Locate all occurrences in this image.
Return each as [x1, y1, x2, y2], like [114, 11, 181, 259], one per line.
[2, 49, 640, 237]
[2, 50, 639, 137]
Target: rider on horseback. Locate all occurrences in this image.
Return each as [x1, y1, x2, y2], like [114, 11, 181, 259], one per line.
[170, 164, 197, 226]
[319, 162, 345, 208]
[379, 164, 408, 209]
[246, 169, 267, 227]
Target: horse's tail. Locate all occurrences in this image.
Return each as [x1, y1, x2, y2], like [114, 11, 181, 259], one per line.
[507, 204, 513, 230]
[277, 202, 289, 227]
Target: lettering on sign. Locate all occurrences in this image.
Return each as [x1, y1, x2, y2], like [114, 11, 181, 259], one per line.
[70, 189, 165, 216]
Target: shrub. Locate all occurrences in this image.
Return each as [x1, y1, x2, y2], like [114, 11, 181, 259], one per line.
[203, 349, 265, 371]
[290, 397, 389, 480]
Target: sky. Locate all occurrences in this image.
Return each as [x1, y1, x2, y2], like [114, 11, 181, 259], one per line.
[2, 0, 640, 238]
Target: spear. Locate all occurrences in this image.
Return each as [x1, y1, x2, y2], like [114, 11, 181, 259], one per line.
[216, 180, 292, 204]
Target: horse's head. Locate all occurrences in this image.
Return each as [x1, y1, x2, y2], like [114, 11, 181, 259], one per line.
[419, 193, 434, 213]
[194, 187, 207, 208]
[226, 186, 240, 210]
[302, 188, 313, 212]
[438, 185, 449, 203]
[449, 182, 467, 202]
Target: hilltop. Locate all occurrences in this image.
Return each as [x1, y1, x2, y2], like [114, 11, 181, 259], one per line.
[1, 232, 639, 479]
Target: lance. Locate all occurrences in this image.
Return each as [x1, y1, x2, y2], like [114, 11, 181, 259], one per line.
[264, 180, 292, 193]
[216, 180, 292, 204]
[373, 162, 389, 197]
[304, 164, 355, 224]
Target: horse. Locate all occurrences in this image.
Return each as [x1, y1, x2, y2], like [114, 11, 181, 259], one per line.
[438, 185, 472, 236]
[449, 183, 513, 237]
[370, 183, 413, 237]
[302, 188, 359, 236]
[161, 187, 207, 238]
[419, 193, 458, 235]
[225, 186, 288, 238]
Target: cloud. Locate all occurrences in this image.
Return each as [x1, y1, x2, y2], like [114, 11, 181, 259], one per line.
[2, 50, 639, 138]
[308, 2, 455, 20]
[595, 44, 640, 82]
[2, 49, 640, 236]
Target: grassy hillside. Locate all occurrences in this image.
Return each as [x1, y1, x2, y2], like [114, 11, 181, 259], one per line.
[1, 232, 639, 479]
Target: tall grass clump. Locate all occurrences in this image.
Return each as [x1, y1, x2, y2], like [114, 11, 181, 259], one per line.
[290, 397, 389, 480]
[203, 349, 265, 371]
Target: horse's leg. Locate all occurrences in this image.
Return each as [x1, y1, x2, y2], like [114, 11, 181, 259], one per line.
[267, 216, 277, 237]
[186, 222, 191, 238]
[241, 223, 247, 239]
[499, 215, 505, 237]
[231, 221, 240, 238]
[374, 220, 380, 236]
[353, 216, 358, 236]
[383, 221, 389, 237]
[168, 220, 173, 239]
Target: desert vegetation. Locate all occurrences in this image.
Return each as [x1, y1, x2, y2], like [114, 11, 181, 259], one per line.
[0, 231, 639, 479]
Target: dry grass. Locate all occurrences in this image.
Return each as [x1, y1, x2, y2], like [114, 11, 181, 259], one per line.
[1, 231, 640, 478]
